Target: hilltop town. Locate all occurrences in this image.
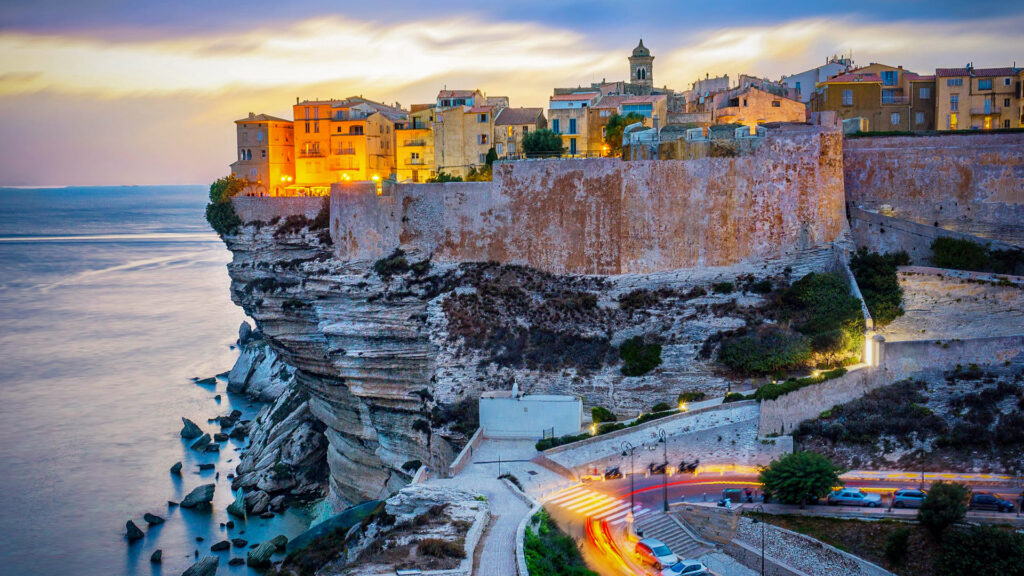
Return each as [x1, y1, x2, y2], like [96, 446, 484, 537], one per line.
[193, 40, 1024, 576]
[227, 41, 1024, 196]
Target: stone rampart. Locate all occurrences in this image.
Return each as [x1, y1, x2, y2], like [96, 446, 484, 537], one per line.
[759, 366, 879, 436]
[331, 125, 846, 275]
[849, 207, 1021, 263]
[844, 132, 1024, 245]
[232, 195, 326, 223]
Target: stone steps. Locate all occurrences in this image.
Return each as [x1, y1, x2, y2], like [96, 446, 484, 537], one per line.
[636, 510, 709, 560]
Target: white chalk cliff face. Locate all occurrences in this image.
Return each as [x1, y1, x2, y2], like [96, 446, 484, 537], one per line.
[221, 218, 838, 508]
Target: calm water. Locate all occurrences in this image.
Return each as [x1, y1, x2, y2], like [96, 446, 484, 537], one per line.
[0, 187, 311, 575]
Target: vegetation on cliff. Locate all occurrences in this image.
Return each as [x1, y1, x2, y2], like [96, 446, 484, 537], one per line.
[205, 175, 244, 235]
[850, 249, 908, 326]
[619, 335, 662, 376]
[524, 509, 598, 576]
[930, 237, 1024, 275]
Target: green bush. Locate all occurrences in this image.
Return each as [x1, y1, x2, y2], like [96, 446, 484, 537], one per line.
[427, 171, 463, 183]
[931, 237, 991, 271]
[749, 279, 773, 294]
[677, 391, 706, 403]
[782, 272, 865, 358]
[651, 402, 672, 413]
[591, 406, 617, 423]
[850, 249, 908, 326]
[759, 452, 842, 507]
[723, 392, 749, 403]
[937, 525, 1024, 576]
[522, 129, 565, 158]
[918, 481, 969, 537]
[535, 433, 590, 451]
[205, 175, 245, 235]
[718, 326, 811, 375]
[754, 367, 847, 401]
[712, 281, 734, 294]
[884, 527, 910, 565]
[524, 510, 598, 576]
[635, 410, 675, 425]
[619, 336, 662, 376]
[418, 538, 466, 559]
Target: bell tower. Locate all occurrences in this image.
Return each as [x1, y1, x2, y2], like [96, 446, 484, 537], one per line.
[629, 39, 654, 91]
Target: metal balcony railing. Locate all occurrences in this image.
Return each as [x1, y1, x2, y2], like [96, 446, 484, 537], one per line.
[406, 159, 426, 165]
[334, 148, 357, 155]
[970, 105, 1002, 115]
[881, 96, 911, 105]
[298, 151, 324, 158]
[403, 139, 426, 147]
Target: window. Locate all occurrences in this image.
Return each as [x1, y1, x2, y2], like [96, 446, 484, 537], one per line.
[349, 126, 363, 135]
[304, 121, 310, 133]
[916, 112, 925, 125]
[256, 132, 264, 142]
[950, 94, 959, 112]
[569, 137, 577, 155]
[1005, 98, 1012, 107]
[304, 107, 310, 120]
[978, 79, 993, 90]
[1006, 119, 1012, 129]
[314, 122, 319, 133]
[771, 100, 781, 107]
[411, 152, 419, 160]
[249, 168, 257, 179]
[949, 113, 958, 130]
[919, 87, 931, 99]
[946, 78, 963, 87]
[1005, 78, 1012, 86]
[478, 134, 488, 145]
[891, 112, 900, 126]
[478, 153, 486, 163]
[568, 118, 577, 134]
[742, 98, 748, 107]
[842, 89, 853, 106]
[509, 142, 515, 154]
[523, 126, 529, 134]
[496, 143, 503, 156]
[552, 119, 560, 134]
[477, 113, 488, 123]
[882, 70, 897, 86]
[882, 89, 896, 104]
[245, 149, 252, 160]
[795, 81, 801, 93]
[261, 149, 266, 158]
[313, 108, 319, 119]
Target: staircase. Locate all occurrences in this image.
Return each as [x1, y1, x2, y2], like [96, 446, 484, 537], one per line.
[635, 511, 710, 560]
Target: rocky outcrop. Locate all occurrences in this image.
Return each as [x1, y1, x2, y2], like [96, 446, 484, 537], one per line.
[125, 520, 144, 542]
[247, 535, 287, 568]
[180, 418, 203, 439]
[228, 326, 295, 401]
[182, 556, 218, 576]
[180, 484, 215, 509]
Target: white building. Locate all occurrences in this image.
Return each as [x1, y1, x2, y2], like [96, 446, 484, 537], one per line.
[782, 55, 854, 103]
[478, 388, 582, 439]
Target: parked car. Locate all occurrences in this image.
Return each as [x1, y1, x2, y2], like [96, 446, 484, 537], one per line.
[635, 538, 679, 569]
[892, 489, 927, 509]
[969, 492, 1015, 512]
[604, 466, 623, 480]
[661, 558, 710, 576]
[827, 488, 882, 507]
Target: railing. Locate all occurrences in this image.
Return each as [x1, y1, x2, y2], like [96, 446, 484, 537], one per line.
[405, 159, 426, 165]
[970, 105, 1002, 115]
[298, 151, 324, 158]
[334, 148, 357, 155]
[402, 139, 426, 147]
[880, 96, 911, 105]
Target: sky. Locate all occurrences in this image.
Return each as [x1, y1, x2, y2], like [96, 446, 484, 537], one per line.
[1, 0, 1022, 186]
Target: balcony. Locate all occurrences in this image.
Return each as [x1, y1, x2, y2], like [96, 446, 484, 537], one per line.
[406, 159, 426, 165]
[970, 105, 1002, 115]
[334, 148, 357, 155]
[880, 95, 911, 105]
[298, 151, 324, 158]
[402, 139, 426, 147]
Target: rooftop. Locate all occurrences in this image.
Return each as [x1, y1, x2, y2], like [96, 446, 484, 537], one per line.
[631, 38, 651, 58]
[236, 113, 291, 124]
[494, 107, 544, 126]
[550, 92, 600, 102]
[438, 89, 479, 99]
[822, 72, 882, 84]
[935, 66, 1020, 78]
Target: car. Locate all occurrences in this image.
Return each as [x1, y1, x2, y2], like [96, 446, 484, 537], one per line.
[969, 492, 1015, 512]
[827, 488, 882, 507]
[635, 537, 679, 569]
[892, 489, 927, 509]
[661, 558, 710, 576]
[604, 466, 623, 480]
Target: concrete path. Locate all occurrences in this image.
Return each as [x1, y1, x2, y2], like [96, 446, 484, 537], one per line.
[700, 551, 759, 576]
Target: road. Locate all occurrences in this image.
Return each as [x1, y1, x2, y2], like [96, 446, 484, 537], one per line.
[543, 466, 1024, 576]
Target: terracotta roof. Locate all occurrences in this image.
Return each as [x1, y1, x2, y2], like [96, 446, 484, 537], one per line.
[822, 73, 881, 84]
[936, 67, 1019, 77]
[236, 113, 291, 123]
[592, 95, 629, 109]
[410, 103, 433, 113]
[549, 92, 600, 102]
[622, 95, 667, 104]
[908, 74, 935, 81]
[494, 107, 544, 126]
[437, 89, 478, 98]
[467, 105, 494, 113]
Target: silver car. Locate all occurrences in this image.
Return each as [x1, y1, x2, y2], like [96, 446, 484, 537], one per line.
[827, 488, 882, 507]
[892, 489, 927, 509]
[635, 537, 679, 569]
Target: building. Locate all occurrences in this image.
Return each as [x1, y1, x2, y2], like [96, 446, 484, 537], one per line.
[712, 86, 807, 127]
[628, 39, 654, 91]
[548, 92, 601, 156]
[684, 74, 730, 113]
[229, 113, 294, 197]
[811, 64, 935, 131]
[293, 100, 334, 191]
[935, 66, 1023, 130]
[781, 55, 854, 103]
[434, 89, 501, 178]
[395, 105, 435, 183]
[493, 107, 546, 159]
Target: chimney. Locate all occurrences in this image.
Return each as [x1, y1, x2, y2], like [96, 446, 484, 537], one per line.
[296, 97, 299, 104]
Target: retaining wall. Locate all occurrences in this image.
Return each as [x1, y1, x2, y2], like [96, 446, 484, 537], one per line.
[331, 125, 846, 275]
[232, 195, 327, 223]
[844, 132, 1024, 245]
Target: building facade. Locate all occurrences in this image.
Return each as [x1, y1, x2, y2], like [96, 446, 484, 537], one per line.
[396, 105, 435, 183]
[811, 64, 935, 131]
[628, 39, 654, 91]
[781, 55, 854, 103]
[493, 107, 546, 159]
[434, 90, 499, 178]
[548, 92, 600, 157]
[712, 86, 807, 126]
[935, 66, 1022, 130]
[229, 113, 295, 197]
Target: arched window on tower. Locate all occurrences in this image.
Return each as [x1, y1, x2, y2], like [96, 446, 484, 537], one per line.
[637, 68, 647, 80]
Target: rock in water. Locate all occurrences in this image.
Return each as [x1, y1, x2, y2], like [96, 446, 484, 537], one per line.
[194, 377, 217, 386]
[244, 490, 270, 515]
[210, 540, 230, 552]
[213, 432, 229, 442]
[229, 557, 245, 566]
[238, 321, 254, 346]
[180, 418, 204, 439]
[246, 539, 280, 568]
[226, 493, 246, 519]
[269, 535, 288, 550]
[190, 434, 212, 451]
[231, 538, 248, 548]
[125, 520, 144, 543]
[150, 549, 162, 563]
[203, 443, 220, 453]
[180, 484, 215, 509]
[143, 513, 165, 525]
[182, 555, 218, 576]
[198, 463, 215, 471]
[170, 461, 182, 475]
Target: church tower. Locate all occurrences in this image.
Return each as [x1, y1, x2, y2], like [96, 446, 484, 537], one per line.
[629, 39, 654, 91]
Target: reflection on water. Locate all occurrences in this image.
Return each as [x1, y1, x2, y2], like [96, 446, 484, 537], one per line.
[0, 187, 312, 575]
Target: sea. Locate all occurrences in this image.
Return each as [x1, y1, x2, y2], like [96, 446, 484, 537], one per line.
[0, 186, 312, 575]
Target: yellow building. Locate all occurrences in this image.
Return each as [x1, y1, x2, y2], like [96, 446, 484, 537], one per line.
[229, 113, 294, 197]
[292, 97, 407, 193]
[548, 91, 600, 157]
[396, 105, 435, 183]
[493, 107, 545, 159]
[434, 90, 499, 178]
[935, 66, 1022, 130]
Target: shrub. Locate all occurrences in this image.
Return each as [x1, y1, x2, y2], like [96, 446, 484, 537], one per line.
[931, 237, 991, 271]
[634, 410, 675, 425]
[884, 527, 910, 565]
[205, 175, 245, 235]
[431, 397, 479, 437]
[754, 367, 847, 401]
[535, 432, 590, 452]
[712, 281, 734, 294]
[418, 538, 466, 559]
[918, 481, 969, 537]
[723, 392, 748, 403]
[937, 525, 1024, 576]
[498, 473, 523, 491]
[718, 326, 811, 375]
[618, 289, 660, 311]
[651, 402, 672, 413]
[677, 391, 706, 403]
[782, 272, 865, 357]
[524, 510, 598, 576]
[373, 249, 410, 279]
[758, 452, 842, 507]
[619, 336, 662, 376]
[412, 419, 431, 435]
[427, 171, 463, 183]
[522, 129, 565, 158]
[749, 279, 773, 294]
[849, 249, 908, 326]
[591, 406, 617, 423]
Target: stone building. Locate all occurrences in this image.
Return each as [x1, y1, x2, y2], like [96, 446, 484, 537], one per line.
[935, 65, 1023, 130]
[811, 64, 935, 131]
[712, 86, 807, 127]
[433, 89, 501, 178]
[548, 91, 601, 157]
[395, 105, 435, 183]
[781, 55, 854, 103]
[492, 107, 546, 159]
[229, 113, 294, 197]
[628, 39, 654, 91]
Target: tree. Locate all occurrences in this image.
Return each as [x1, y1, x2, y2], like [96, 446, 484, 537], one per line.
[485, 146, 498, 167]
[917, 481, 969, 537]
[937, 525, 1024, 576]
[466, 165, 492, 182]
[205, 175, 246, 235]
[522, 129, 564, 158]
[603, 112, 646, 157]
[758, 452, 842, 507]
[427, 171, 463, 183]
[591, 406, 617, 423]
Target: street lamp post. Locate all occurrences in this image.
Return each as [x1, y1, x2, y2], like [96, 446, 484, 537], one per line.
[621, 441, 637, 513]
[657, 428, 668, 512]
[752, 504, 766, 576]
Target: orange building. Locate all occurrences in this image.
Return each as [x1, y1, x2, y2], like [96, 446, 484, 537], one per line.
[712, 86, 807, 127]
[229, 113, 294, 197]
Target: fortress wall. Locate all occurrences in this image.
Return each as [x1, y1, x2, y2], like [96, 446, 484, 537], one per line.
[844, 132, 1024, 245]
[331, 125, 846, 275]
[232, 195, 326, 223]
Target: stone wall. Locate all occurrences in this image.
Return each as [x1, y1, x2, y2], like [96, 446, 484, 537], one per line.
[232, 195, 327, 223]
[849, 207, 1021, 263]
[332, 124, 846, 275]
[844, 132, 1024, 245]
[759, 367, 879, 436]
